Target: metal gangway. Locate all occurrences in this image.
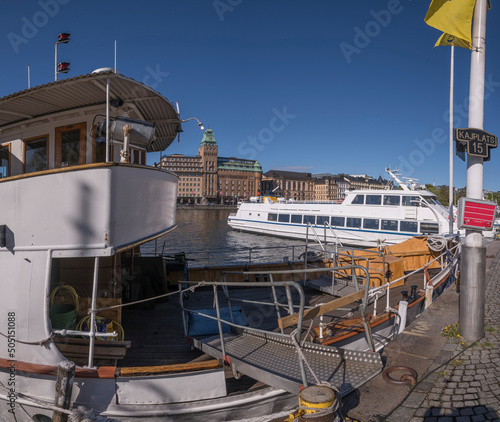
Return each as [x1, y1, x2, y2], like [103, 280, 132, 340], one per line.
[181, 267, 383, 396]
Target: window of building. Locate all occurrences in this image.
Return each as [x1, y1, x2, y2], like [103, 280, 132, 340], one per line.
[24, 135, 48, 173]
[381, 220, 398, 231]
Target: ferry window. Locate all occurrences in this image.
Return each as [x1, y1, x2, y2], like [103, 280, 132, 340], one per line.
[402, 196, 420, 207]
[346, 218, 361, 228]
[55, 123, 86, 168]
[365, 195, 381, 205]
[278, 214, 290, 223]
[384, 195, 400, 206]
[303, 215, 315, 225]
[291, 214, 302, 224]
[317, 216, 329, 225]
[381, 220, 398, 231]
[400, 221, 418, 233]
[352, 195, 364, 204]
[0, 144, 10, 178]
[421, 195, 441, 206]
[268, 213, 277, 222]
[363, 219, 379, 230]
[331, 216, 345, 227]
[420, 222, 439, 234]
[24, 136, 48, 173]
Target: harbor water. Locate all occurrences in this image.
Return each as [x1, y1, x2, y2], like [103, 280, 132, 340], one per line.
[141, 208, 307, 267]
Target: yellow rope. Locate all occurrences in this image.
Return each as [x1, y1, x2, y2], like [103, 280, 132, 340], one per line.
[76, 315, 124, 341]
[49, 284, 80, 312]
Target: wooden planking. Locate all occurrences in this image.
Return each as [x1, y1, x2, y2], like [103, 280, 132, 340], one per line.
[278, 289, 365, 329]
[119, 359, 221, 377]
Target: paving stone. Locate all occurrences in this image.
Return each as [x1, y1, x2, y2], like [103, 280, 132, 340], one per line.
[402, 392, 427, 409]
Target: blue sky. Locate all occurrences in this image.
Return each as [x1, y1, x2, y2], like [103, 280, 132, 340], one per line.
[2, 0, 500, 191]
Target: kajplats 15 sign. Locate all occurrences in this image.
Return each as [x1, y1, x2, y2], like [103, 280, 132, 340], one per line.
[457, 197, 497, 231]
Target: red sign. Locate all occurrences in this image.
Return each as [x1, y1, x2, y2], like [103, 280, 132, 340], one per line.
[458, 198, 497, 230]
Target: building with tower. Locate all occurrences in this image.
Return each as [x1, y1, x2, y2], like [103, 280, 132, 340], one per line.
[157, 129, 262, 203]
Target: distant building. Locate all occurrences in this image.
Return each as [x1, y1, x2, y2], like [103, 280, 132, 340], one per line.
[157, 129, 262, 203]
[262, 170, 315, 200]
[314, 177, 337, 201]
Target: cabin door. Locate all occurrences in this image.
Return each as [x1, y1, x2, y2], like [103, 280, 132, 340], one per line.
[55, 123, 86, 168]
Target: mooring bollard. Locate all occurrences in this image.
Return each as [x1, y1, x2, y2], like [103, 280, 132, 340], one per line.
[298, 384, 343, 421]
[53, 360, 75, 422]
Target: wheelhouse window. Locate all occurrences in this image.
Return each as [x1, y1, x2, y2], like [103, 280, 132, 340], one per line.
[331, 216, 345, 227]
[420, 222, 439, 234]
[55, 123, 86, 168]
[303, 215, 315, 225]
[346, 218, 361, 228]
[363, 218, 379, 230]
[278, 214, 290, 223]
[24, 135, 48, 173]
[0, 144, 9, 178]
[94, 136, 107, 163]
[381, 220, 398, 231]
[291, 214, 302, 224]
[316, 216, 329, 225]
[400, 221, 418, 233]
[267, 213, 277, 222]
[383, 195, 400, 206]
[351, 195, 364, 205]
[365, 195, 381, 205]
[402, 196, 420, 207]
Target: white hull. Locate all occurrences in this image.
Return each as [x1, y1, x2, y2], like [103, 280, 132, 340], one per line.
[229, 190, 455, 247]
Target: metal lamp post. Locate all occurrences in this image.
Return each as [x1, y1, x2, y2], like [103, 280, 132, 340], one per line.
[55, 33, 70, 81]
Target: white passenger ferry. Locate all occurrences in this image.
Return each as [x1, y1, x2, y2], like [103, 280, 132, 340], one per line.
[228, 188, 454, 247]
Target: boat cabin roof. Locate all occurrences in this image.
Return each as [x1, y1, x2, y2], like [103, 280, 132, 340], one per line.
[346, 189, 436, 197]
[0, 71, 180, 152]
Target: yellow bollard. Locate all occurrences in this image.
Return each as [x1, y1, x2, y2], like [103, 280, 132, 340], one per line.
[297, 385, 340, 421]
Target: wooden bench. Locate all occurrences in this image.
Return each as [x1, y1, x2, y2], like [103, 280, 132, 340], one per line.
[54, 337, 131, 366]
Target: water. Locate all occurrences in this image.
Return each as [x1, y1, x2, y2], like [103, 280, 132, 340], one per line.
[141, 208, 307, 267]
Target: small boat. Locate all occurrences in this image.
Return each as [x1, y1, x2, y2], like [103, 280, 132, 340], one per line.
[228, 171, 456, 248]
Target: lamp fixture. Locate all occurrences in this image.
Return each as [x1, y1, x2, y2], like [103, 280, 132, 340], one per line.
[181, 117, 204, 130]
[55, 32, 71, 81]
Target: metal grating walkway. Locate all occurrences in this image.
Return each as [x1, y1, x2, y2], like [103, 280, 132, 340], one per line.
[192, 330, 383, 396]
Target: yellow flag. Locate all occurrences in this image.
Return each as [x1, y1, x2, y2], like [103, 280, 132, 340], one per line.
[435, 32, 471, 49]
[425, 0, 476, 44]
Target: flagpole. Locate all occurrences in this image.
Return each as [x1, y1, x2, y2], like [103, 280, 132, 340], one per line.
[449, 45, 454, 234]
[460, 0, 488, 342]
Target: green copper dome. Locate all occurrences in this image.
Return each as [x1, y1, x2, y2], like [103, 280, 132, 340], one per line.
[200, 129, 217, 145]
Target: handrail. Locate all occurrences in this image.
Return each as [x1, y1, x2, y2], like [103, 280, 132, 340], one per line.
[181, 279, 309, 387]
